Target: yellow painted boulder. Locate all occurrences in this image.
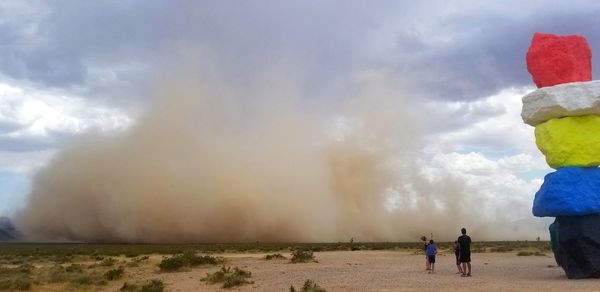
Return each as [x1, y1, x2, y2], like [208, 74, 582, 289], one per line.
[535, 115, 600, 168]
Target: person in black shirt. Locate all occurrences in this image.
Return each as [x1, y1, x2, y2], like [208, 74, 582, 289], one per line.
[457, 227, 472, 277]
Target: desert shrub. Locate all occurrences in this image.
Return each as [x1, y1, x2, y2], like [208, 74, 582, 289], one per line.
[489, 246, 513, 252]
[0, 264, 33, 276]
[265, 253, 286, 260]
[158, 256, 187, 271]
[350, 245, 361, 251]
[158, 253, 221, 271]
[53, 254, 73, 264]
[202, 266, 252, 288]
[120, 279, 164, 292]
[104, 266, 125, 280]
[291, 250, 316, 263]
[100, 257, 116, 266]
[0, 279, 11, 290]
[8, 258, 25, 265]
[48, 265, 68, 283]
[120, 282, 138, 291]
[12, 276, 32, 291]
[0, 264, 33, 290]
[140, 279, 165, 292]
[65, 264, 84, 273]
[71, 274, 94, 285]
[290, 279, 326, 292]
[185, 253, 220, 266]
[127, 256, 150, 267]
[125, 252, 139, 258]
[17, 263, 34, 274]
[517, 251, 545, 256]
[0, 276, 32, 291]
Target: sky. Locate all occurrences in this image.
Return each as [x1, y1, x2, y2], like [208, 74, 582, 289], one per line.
[1, 0, 600, 241]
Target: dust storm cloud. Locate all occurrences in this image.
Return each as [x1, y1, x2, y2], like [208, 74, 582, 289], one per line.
[14, 63, 535, 243]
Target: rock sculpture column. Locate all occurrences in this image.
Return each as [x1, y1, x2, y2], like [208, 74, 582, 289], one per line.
[522, 32, 600, 279]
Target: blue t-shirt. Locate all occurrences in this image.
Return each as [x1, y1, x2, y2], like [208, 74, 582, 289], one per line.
[426, 243, 437, 256]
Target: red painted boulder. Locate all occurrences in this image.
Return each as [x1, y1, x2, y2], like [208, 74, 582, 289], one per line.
[526, 32, 592, 88]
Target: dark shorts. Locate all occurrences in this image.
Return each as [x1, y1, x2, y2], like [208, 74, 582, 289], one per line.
[459, 252, 471, 263]
[427, 255, 436, 263]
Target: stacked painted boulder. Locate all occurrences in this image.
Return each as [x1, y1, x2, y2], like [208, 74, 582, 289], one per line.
[522, 32, 600, 279]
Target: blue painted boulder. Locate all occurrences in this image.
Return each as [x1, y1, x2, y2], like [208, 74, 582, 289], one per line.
[533, 167, 600, 217]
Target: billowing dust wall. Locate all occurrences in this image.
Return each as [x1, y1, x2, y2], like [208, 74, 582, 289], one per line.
[15, 65, 531, 243]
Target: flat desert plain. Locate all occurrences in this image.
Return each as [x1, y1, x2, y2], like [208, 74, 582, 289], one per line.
[23, 250, 596, 292]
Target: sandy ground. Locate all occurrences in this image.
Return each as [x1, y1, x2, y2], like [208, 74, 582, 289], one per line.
[31, 250, 599, 291]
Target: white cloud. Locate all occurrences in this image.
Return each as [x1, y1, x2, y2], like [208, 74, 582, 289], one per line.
[407, 87, 554, 236]
[0, 81, 132, 139]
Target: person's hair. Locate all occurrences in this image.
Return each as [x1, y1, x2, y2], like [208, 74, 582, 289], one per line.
[461, 228, 467, 235]
[420, 236, 427, 241]
[429, 239, 434, 244]
[454, 240, 458, 244]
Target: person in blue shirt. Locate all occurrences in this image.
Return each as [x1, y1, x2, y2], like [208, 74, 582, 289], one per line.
[426, 239, 438, 274]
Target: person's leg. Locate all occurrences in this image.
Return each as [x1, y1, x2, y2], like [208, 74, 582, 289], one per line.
[431, 262, 435, 273]
[467, 262, 471, 276]
[457, 263, 463, 274]
[461, 262, 467, 276]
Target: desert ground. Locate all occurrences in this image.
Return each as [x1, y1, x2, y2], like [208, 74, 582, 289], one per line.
[1, 243, 598, 291]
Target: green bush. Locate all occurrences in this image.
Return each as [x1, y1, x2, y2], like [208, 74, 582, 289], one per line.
[265, 253, 286, 260]
[158, 253, 222, 272]
[158, 256, 187, 272]
[202, 266, 252, 288]
[291, 250, 316, 263]
[104, 266, 125, 280]
[290, 279, 326, 292]
[140, 279, 165, 292]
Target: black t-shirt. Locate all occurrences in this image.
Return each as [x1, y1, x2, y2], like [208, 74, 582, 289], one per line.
[458, 235, 471, 254]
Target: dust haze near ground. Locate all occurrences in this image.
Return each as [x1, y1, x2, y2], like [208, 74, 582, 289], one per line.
[14, 57, 540, 243]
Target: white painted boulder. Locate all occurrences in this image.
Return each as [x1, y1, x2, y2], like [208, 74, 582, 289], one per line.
[521, 80, 600, 126]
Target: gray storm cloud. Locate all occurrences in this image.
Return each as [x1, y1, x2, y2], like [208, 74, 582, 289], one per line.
[14, 60, 540, 243]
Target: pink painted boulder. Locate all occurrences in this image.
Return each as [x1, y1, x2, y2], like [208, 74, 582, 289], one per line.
[526, 32, 592, 88]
